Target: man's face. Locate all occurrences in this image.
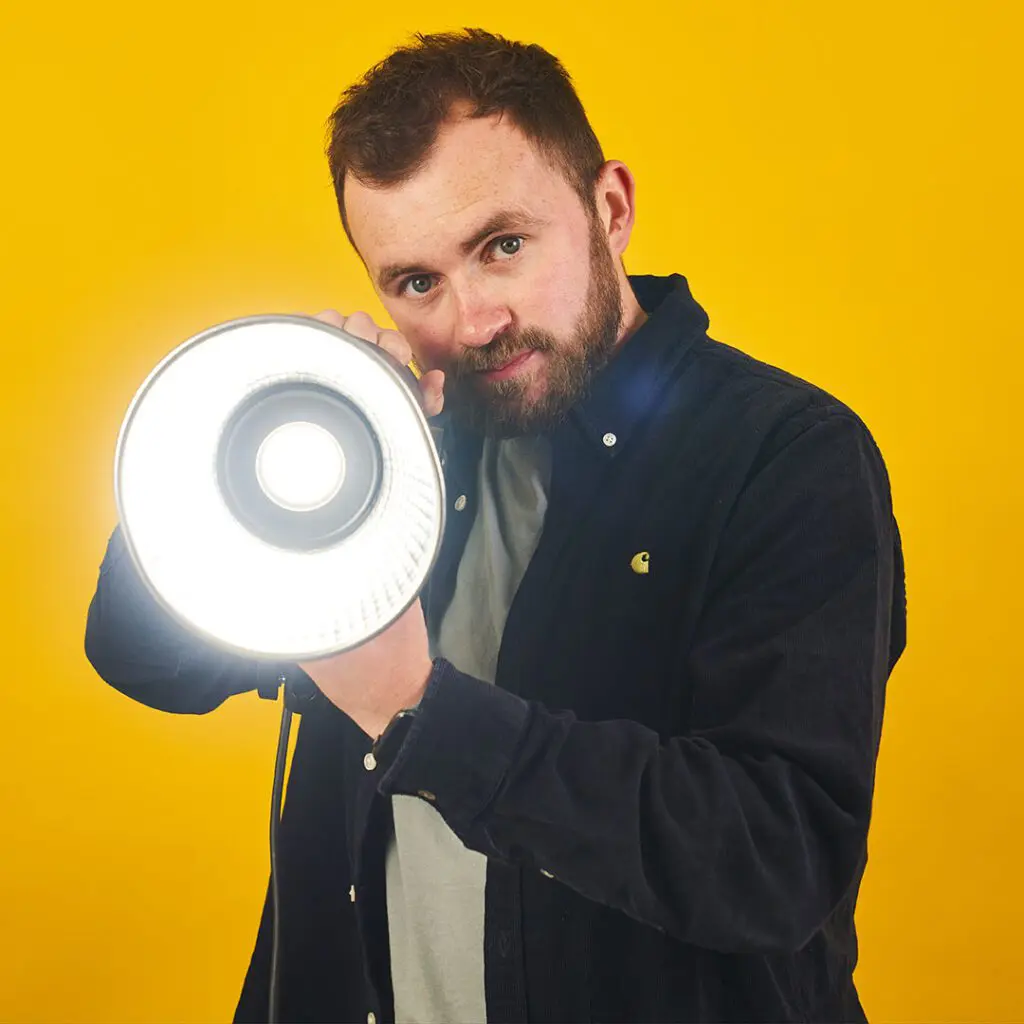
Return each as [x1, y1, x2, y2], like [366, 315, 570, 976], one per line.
[344, 112, 624, 437]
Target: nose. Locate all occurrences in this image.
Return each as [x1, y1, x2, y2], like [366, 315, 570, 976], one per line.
[451, 280, 512, 349]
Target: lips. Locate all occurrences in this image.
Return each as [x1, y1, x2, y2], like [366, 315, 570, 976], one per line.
[477, 350, 536, 382]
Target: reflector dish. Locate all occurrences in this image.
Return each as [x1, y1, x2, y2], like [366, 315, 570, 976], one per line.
[114, 315, 445, 660]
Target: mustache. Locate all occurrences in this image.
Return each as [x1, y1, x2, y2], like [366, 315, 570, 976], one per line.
[447, 327, 556, 377]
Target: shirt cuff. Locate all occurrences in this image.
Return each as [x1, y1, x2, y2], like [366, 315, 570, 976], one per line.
[376, 658, 532, 834]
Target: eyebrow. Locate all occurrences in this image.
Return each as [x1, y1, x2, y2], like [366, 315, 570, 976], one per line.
[376, 208, 544, 291]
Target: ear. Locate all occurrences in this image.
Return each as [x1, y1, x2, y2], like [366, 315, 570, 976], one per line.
[593, 160, 637, 258]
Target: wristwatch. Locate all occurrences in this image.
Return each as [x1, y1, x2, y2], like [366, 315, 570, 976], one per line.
[370, 705, 419, 766]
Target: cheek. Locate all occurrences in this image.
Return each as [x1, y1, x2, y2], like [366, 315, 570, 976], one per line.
[383, 306, 453, 371]
[516, 246, 591, 336]
[415, 331, 460, 373]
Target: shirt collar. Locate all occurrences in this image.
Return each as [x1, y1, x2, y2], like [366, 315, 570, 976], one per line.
[565, 273, 709, 455]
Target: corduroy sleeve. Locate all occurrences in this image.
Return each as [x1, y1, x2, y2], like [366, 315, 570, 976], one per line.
[84, 525, 284, 713]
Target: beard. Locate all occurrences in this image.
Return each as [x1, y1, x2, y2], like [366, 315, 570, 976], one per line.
[443, 217, 624, 439]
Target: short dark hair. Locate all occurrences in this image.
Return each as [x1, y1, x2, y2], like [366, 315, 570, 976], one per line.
[325, 28, 606, 248]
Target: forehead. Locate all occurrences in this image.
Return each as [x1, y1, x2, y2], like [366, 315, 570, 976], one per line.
[344, 113, 580, 263]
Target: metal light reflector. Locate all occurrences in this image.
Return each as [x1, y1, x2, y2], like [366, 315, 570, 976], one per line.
[115, 315, 445, 661]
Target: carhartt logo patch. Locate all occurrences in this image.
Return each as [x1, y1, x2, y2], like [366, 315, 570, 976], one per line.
[630, 551, 650, 575]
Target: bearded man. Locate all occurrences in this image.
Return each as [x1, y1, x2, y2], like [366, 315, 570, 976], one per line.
[86, 28, 906, 1024]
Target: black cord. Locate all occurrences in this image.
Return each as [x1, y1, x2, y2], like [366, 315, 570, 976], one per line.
[268, 691, 294, 1024]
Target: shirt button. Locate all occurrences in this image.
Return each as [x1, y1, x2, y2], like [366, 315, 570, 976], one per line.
[349, 884, 356, 903]
[602, 432, 617, 447]
[363, 752, 377, 771]
[454, 494, 467, 511]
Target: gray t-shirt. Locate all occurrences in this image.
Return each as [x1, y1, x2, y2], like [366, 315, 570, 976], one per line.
[386, 434, 552, 1024]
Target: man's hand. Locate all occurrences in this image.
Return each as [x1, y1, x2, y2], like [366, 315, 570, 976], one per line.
[297, 310, 441, 737]
[313, 309, 445, 417]
[298, 598, 433, 739]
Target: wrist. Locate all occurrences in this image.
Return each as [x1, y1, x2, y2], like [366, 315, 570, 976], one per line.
[353, 711, 386, 740]
[360, 658, 433, 739]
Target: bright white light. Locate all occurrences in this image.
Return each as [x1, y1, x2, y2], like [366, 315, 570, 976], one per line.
[115, 316, 445, 660]
[255, 420, 346, 512]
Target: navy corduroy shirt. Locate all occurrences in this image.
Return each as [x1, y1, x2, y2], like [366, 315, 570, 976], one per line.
[85, 274, 906, 1023]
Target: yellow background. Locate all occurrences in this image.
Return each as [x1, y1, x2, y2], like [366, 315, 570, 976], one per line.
[1, 1, 1020, 1021]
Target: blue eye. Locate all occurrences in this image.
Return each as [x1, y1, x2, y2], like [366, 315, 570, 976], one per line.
[406, 275, 433, 295]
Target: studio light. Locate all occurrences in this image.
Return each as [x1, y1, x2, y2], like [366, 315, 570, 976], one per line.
[115, 315, 446, 661]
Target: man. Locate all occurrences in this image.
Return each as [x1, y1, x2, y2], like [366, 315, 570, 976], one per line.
[85, 28, 906, 1024]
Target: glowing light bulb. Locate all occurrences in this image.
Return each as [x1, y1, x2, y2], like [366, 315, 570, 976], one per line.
[255, 421, 346, 512]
